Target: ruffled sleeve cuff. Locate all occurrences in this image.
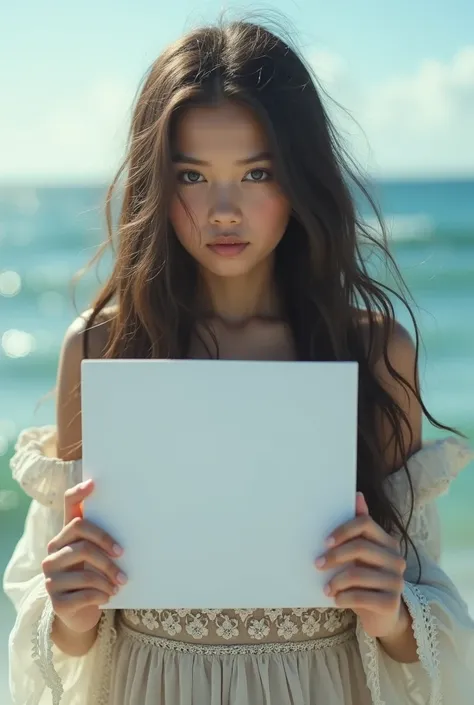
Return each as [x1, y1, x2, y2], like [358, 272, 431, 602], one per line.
[385, 436, 474, 510]
[357, 578, 474, 705]
[10, 426, 82, 508]
[356, 582, 440, 705]
[6, 564, 99, 705]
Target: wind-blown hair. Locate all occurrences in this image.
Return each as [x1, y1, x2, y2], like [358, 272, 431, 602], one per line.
[76, 17, 460, 580]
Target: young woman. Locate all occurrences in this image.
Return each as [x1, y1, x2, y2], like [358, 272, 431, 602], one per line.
[4, 17, 474, 705]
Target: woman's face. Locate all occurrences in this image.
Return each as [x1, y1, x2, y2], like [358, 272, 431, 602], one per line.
[169, 101, 291, 279]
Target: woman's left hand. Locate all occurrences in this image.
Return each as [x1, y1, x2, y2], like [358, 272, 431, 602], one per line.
[316, 491, 410, 639]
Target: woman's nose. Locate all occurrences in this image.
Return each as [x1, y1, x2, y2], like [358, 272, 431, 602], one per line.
[209, 209, 241, 226]
[209, 194, 242, 226]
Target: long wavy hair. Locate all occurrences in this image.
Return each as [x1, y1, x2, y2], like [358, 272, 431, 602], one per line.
[77, 16, 459, 580]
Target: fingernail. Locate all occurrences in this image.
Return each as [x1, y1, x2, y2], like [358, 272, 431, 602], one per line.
[112, 544, 124, 556]
[326, 536, 336, 547]
[324, 584, 332, 596]
[117, 571, 128, 585]
[315, 556, 326, 568]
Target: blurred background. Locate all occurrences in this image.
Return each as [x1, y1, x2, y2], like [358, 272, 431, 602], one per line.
[1, 0, 473, 701]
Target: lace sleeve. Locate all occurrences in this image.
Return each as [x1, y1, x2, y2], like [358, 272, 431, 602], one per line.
[3, 426, 117, 704]
[356, 438, 474, 705]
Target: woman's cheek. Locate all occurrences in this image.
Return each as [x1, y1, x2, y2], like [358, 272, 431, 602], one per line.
[247, 189, 290, 228]
[170, 190, 195, 222]
[179, 188, 203, 214]
[170, 193, 203, 242]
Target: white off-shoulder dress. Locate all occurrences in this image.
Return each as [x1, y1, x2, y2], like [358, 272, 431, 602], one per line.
[3, 427, 474, 705]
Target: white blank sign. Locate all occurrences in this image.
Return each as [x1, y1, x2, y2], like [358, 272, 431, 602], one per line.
[81, 360, 358, 610]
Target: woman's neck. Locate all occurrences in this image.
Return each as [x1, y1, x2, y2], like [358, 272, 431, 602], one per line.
[197, 258, 283, 324]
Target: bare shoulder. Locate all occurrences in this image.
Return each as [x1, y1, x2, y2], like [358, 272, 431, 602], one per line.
[353, 308, 416, 366]
[61, 305, 117, 359]
[354, 308, 422, 468]
[56, 305, 117, 460]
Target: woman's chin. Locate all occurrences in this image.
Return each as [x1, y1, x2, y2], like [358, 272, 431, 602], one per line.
[199, 254, 258, 278]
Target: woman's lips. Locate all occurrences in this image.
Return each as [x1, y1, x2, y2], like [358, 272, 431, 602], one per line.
[207, 243, 249, 257]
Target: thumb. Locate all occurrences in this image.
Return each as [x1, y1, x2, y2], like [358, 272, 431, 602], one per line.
[356, 491, 370, 516]
[63, 480, 94, 526]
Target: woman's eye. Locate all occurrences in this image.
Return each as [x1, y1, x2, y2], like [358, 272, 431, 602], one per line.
[178, 170, 204, 184]
[244, 168, 271, 182]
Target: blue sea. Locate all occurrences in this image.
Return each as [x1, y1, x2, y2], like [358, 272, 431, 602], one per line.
[0, 179, 473, 701]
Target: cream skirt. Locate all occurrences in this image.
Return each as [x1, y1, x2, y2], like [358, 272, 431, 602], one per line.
[108, 618, 372, 705]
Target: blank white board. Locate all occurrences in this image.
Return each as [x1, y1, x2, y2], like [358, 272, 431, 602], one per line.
[81, 359, 358, 609]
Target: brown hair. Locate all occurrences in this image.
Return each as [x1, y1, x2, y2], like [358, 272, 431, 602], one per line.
[77, 16, 460, 580]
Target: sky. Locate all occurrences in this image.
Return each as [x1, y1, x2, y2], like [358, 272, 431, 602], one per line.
[1, 0, 473, 183]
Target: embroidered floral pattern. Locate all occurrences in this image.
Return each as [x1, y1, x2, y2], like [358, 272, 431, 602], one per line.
[301, 613, 321, 637]
[126, 610, 140, 626]
[324, 611, 345, 633]
[247, 618, 271, 640]
[277, 615, 299, 640]
[142, 610, 160, 631]
[215, 615, 239, 640]
[122, 607, 356, 643]
[119, 619, 356, 655]
[185, 613, 209, 639]
[161, 611, 182, 636]
[264, 608, 283, 623]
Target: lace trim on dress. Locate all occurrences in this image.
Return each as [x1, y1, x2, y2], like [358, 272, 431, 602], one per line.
[118, 618, 357, 654]
[356, 618, 384, 705]
[402, 582, 442, 705]
[32, 597, 64, 705]
[90, 610, 118, 705]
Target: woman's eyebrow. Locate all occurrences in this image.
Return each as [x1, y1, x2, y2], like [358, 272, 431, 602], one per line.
[171, 151, 272, 166]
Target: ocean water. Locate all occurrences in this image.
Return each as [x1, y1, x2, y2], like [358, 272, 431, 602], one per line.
[0, 179, 473, 700]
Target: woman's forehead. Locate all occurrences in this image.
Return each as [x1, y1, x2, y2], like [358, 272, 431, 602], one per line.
[172, 102, 270, 160]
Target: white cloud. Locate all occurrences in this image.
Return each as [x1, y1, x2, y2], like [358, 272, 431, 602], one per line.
[310, 46, 474, 177]
[0, 75, 135, 183]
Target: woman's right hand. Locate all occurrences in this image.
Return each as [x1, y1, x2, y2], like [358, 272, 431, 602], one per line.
[41, 479, 127, 635]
